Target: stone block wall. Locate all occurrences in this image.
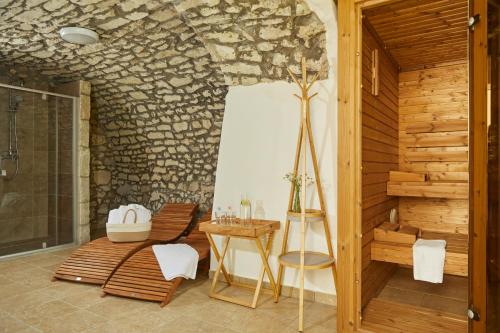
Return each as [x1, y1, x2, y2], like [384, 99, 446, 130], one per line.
[0, 0, 328, 238]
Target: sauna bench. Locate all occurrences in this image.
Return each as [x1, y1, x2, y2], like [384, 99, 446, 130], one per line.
[371, 231, 468, 277]
[387, 180, 468, 199]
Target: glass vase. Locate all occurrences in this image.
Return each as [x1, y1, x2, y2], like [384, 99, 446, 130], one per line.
[293, 185, 301, 213]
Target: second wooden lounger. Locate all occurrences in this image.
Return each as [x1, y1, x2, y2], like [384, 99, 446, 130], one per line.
[52, 203, 198, 285]
[102, 210, 212, 307]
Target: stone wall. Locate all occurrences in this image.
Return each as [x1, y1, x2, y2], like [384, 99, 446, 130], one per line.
[0, 0, 328, 237]
[171, 0, 329, 85]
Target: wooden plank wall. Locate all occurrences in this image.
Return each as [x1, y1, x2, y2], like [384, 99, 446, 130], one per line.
[361, 23, 398, 308]
[399, 63, 469, 235]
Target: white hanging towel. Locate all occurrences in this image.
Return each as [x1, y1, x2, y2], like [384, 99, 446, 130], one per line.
[152, 244, 199, 280]
[413, 239, 447, 283]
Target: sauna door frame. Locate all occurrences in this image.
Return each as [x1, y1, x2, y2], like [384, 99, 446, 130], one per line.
[337, 0, 489, 332]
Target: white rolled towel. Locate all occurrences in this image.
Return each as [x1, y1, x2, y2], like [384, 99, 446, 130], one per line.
[107, 204, 151, 224]
[107, 205, 129, 224]
[127, 204, 152, 224]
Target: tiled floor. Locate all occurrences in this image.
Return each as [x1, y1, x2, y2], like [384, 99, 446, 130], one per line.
[377, 267, 468, 316]
[0, 247, 336, 333]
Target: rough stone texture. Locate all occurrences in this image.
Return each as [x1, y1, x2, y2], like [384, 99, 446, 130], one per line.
[0, 0, 327, 236]
[171, 0, 328, 85]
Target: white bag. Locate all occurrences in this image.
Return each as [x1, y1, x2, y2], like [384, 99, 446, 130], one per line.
[106, 208, 152, 242]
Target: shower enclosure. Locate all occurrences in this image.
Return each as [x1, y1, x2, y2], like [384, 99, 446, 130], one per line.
[0, 83, 76, 256]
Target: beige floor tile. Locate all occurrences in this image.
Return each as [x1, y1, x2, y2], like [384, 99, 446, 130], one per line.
[16, 300, 79, 326]
[39, 280, 92, 299]
[0, 259, 38, 276]
[86, 296, 149, 321]
[0, 289, 58, 316]
[6, 267, 54, 290]
[0, 276, 12, 284]
[0, 251, 337, 333]
[32, 309, 106, 333]
[155, 316, 237, 333]
[0, 280, 35, 299]
[255, 295, 313, 326]
[0, 311, 32, 333]
[287, 302, 337, 332]
[60, 287, 107, 309]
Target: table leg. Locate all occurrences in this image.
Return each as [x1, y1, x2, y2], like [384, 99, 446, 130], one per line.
[251, 232, 275, 307]
[210, 236, 231, 297]
[255, 232, 278, 303]
[206, 233, 232, 285]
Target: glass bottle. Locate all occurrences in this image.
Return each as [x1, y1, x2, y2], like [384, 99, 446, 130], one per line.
[240, 194, 252, 225]
[254, 200, 265, 220]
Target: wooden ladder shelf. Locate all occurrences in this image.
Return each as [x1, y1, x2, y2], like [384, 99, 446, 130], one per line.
[276, 58, 337, 333]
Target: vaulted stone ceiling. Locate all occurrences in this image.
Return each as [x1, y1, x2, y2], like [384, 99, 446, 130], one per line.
[0, 0, 328, 232]
[0, 0, 327, 84]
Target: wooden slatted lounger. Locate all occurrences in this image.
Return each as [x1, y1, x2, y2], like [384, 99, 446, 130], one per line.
[53, 203, 198, 285]
[102, 210, 212, 307]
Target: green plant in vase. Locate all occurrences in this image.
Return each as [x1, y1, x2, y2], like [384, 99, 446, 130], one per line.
[283, 172, 314, 213]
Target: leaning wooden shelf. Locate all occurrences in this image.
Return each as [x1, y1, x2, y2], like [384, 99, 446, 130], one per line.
[276, 58, 337, 333]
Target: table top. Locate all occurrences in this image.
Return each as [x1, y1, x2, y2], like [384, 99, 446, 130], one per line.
[199, 219, 280, 238]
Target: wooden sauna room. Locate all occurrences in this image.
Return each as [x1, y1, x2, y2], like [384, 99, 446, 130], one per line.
[339, 0, 475, 332]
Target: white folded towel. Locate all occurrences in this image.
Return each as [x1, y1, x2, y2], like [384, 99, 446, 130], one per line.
[152, 244, 199, 281]
[107, 204, 151, 224]
[413, 239, 447, 283]
[127, 204, 152, 223]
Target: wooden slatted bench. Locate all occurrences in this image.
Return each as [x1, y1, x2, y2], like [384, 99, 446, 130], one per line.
[101, 210, 211, 307]
[371, 230, 468, 277]
[53, 203, 198, 285]
[387, 180, 468, 199]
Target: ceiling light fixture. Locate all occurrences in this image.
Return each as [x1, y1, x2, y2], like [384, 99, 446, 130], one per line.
[59, 27, 99, 45]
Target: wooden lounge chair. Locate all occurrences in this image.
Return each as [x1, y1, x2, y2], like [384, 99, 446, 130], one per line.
[53, 203, 198, 285]
[101, 210, 212, 307]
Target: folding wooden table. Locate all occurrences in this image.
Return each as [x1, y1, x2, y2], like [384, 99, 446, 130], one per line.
[199, 219, 280, 308]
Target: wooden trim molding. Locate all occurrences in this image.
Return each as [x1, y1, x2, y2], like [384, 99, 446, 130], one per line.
[470, 0, 488, 332]
[337, 0, 363, 331]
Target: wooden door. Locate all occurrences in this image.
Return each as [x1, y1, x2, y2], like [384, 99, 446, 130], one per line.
[469, 0, 499, 332]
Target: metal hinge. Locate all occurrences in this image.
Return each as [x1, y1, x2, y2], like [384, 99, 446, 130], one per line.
[469, 14, 480, 31]
[468, 307, 480, 321]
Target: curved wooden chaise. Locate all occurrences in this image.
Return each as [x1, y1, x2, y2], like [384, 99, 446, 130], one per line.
[53, 203, 198, 285]
[102, 210, 212, 307]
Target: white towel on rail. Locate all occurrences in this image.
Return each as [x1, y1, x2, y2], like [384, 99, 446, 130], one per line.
[413, 239, 447, 283]
[153, 244, 199, 281]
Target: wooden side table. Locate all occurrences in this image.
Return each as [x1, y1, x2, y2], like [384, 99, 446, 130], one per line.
[199, 219, 281, 308]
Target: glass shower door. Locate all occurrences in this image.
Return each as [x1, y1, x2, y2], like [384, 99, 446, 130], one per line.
[0, 86, 74, 256]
